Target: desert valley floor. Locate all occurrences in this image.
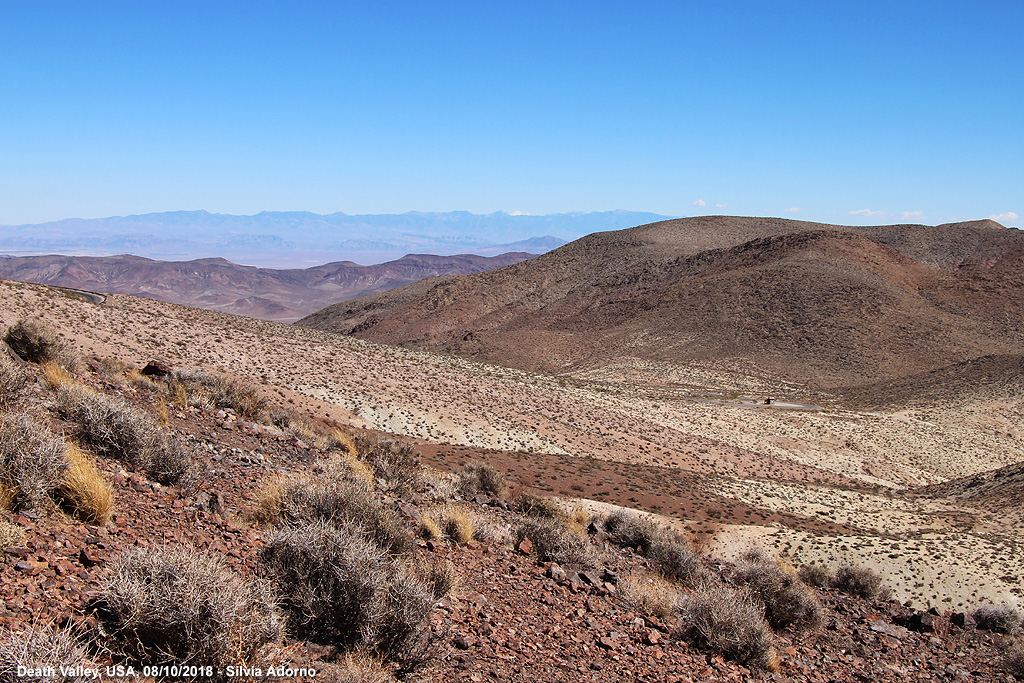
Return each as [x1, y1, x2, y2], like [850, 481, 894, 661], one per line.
[3, 278, 1022, 614]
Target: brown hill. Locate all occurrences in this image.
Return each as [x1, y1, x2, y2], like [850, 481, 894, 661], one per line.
[0, 251, 535, 322]
[298, 217, 1024, 389]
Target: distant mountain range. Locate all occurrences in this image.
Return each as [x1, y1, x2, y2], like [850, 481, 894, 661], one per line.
[0, 252, 536, 322]
[0, 210, 673, 267]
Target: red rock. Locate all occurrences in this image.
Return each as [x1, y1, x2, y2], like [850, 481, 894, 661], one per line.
[454, 634, 477, 649]
[78, 548, 103, 568]
[516, 537, 533, 555]
[642, 629, 661, 645]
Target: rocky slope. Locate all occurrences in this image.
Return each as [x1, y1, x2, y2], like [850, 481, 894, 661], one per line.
[299, 217, 1024, 390]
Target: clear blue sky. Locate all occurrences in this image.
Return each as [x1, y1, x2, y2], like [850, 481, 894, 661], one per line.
[1, 1, 1020, 227]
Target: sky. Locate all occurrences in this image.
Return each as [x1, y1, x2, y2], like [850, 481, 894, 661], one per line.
[1, 1, 1021, 228]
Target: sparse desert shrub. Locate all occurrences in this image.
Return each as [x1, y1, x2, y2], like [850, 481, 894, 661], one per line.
[619, 572, 682, 619]
[0, 623, 90, 683]
[647, 537, 707, 587]
[0, 357, 30, 410]
[170, 369, 267, 421]
[0, 519, 25, 549]
[57, 443, 114, 524]
[354, 435, 421, 494]
[1005, 640, 1024, 677]
[832, 565, 886, 600]
[681, 587, 778, 671]
[317, 652, 396, 683]
[250, 464, 409, 553]
[516, 517, 598, 567]
[0, 413, 67, 510]
[457, 461, 508, 498]
[409, 555, 457, 602]
[604, 509, 661, 552]
[55, 384, 195, 486]
[516, 492, 565, 520]
[797, 563, 832, 588]
[94, 546, 283, 668]
[974, 603, 1022, 634]
[730, 562, 823, 630]
[3, 319, 79, 369]
[263, 521, 434, 661]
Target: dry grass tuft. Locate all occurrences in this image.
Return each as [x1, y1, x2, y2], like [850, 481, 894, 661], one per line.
[432, 506, 476, 545]
[3, 318, 79, 370]
[57, 443, 114, 524]
[0, 413, 67, 511]
[262, 520, 434, 661]
[40, 360, 74, 389]
[974, 603, 1022, 634]
[681, 586, 778, 671]
[0, 622, 91, 682]
[94, 546, 283, 668]
[418, 514, 442, 541]
[0, 519, 25, 549]
[619, 572, 682, 619]
[730, 562, 823, 631]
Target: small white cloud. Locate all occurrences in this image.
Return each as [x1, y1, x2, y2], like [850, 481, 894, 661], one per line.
[784, 207, 801, 213]
[715, 202, 728, 209]
[692, 199, 706, 208]
[989, 211, 1018, 223]
[901, 210, 925, 220]
[509, 210, 531, 216]
[849, 208, 887, 218]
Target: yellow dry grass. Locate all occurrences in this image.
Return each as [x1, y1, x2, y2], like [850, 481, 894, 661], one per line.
[419, 513, 443, 540]
[247, 475, 286, 526]
[40, 360, 73, 389]
[156, 397, 170, 428]
[58, 443, 114, 524]
[618, 572, 681, 619]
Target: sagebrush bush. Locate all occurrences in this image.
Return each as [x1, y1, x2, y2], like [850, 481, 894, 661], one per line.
[516, 517, 598, 567]
[647, 537, 707, 587]
[681, 587, 778, 671]
[263, 521, 434, 661]
[0, 356, 30, 410]
[1005, 640, 1024, 677]
[57, 443, 114, 524]
[604, 509, 661, 552]
[832, 565, 886, 600]
[730, 562, 823, 630]
[409, 555, 457, 602]
[0, 623, 90, 683]
[974, 604, 1022, 634]
[94, 546, 283, 668]
[354, 435, 421, 494]
[55, 384, 195, 486]
[0, 413, 67, 510]
[3, 319, 79, 369]
[170, 369, 267, 420]
[797, 563, 831, 588]
[619, 572, 681, 619]
[250, 462, 409, 553]
[457, 461, 508, 498]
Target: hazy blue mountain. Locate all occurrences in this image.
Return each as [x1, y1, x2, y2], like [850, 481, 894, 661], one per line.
[0, 210, 673, 267]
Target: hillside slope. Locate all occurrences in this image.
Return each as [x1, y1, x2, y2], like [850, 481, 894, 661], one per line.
[0, 251, 534, 322]
[299, 217, 1024, 389]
